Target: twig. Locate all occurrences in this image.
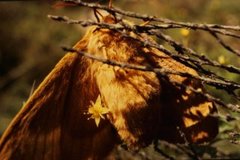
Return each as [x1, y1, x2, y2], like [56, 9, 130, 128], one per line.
[29, 80, 36, 97]
[62, 47, 239, 91]
[63, 47, 240, 113]
[48, 15, 240, 87]
[153, 140, 175, 160]
[49, 12, 240, 112]
[139, 24, 240, 39]
[48, 14, 240, 75]
[49, 1, 240, 158]
[209, 31, 240, 56]
[176, 127, 201, 160]
[64, 0, 240, 35]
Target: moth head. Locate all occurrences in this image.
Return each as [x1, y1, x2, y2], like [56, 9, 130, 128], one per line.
[101, 14, 118, 24]
[92, 7, 118, 24]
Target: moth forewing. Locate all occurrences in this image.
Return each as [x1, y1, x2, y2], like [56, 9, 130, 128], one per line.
[85, 17, 218, 146]
[0, 13, 218, 160]
[0, 53, 80, 159]
[0, 46, 118, 159]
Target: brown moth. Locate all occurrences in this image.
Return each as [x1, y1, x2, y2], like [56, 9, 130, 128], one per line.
[0, 14, 218, 160]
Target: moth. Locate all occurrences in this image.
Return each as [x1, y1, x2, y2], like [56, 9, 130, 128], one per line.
[0, 13, 218, 160]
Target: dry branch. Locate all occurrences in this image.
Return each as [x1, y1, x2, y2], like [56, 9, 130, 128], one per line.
[48, 15, 240, 96]
[47, 1, 240, 159]
[47, 15, 240, 75]
[62, 47, 240, 114]
[47, 0, 240, 115]
[64, 0, 240, 31]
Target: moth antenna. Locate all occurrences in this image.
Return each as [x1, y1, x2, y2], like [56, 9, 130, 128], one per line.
[106, 0, 118, 24]
[29, 80, 36, 97]
[109, 0, 113, 8]
[93, 8, 103, 22]
[52, 1, 77, 9]
[111, 12, 118, 23]
[140, 20, 151, 26]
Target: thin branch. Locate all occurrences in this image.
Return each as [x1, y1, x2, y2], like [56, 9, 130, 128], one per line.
[48, 14, 240, 105]
[144, 30, 240, 99]
[64, 0, 240, 33]
[63, 47, 240, 113]
[176, 127, 201, 160]
[62, 47, 239, 91]
[138, 24, 240, 39]
[48, 14, 240, 74]
[209, 31, 240, 56]
[49, 2, 240, 158]
[153, 140, 175, 160]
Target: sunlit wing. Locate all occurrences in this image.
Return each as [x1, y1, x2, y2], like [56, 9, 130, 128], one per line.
[0, 14, 219, 160]
[150, 48, 218, 143]
[0, 40, 118, 160]
[81, 22, 218, 148]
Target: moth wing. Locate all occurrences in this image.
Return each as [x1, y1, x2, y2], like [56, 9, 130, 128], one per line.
[151, 48, 218, 143]
[0, 53, 80, 160]
[0, 52, 117, 160]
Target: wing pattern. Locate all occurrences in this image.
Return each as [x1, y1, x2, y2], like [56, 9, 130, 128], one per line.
[0, 16, 218, 159]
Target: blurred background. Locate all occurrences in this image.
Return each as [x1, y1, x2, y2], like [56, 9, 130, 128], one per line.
[0, 0, 240, 159]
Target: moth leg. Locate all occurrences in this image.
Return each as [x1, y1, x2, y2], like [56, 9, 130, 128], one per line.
[109, 0, 113, 8]
[140, 20, 151, 26]
[93, 8, 103, 22]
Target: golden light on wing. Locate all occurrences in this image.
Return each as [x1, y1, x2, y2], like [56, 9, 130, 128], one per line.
[0, 13, 218, 159]
[183, 101, 214, 128]
[191, 131, 209, 142]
